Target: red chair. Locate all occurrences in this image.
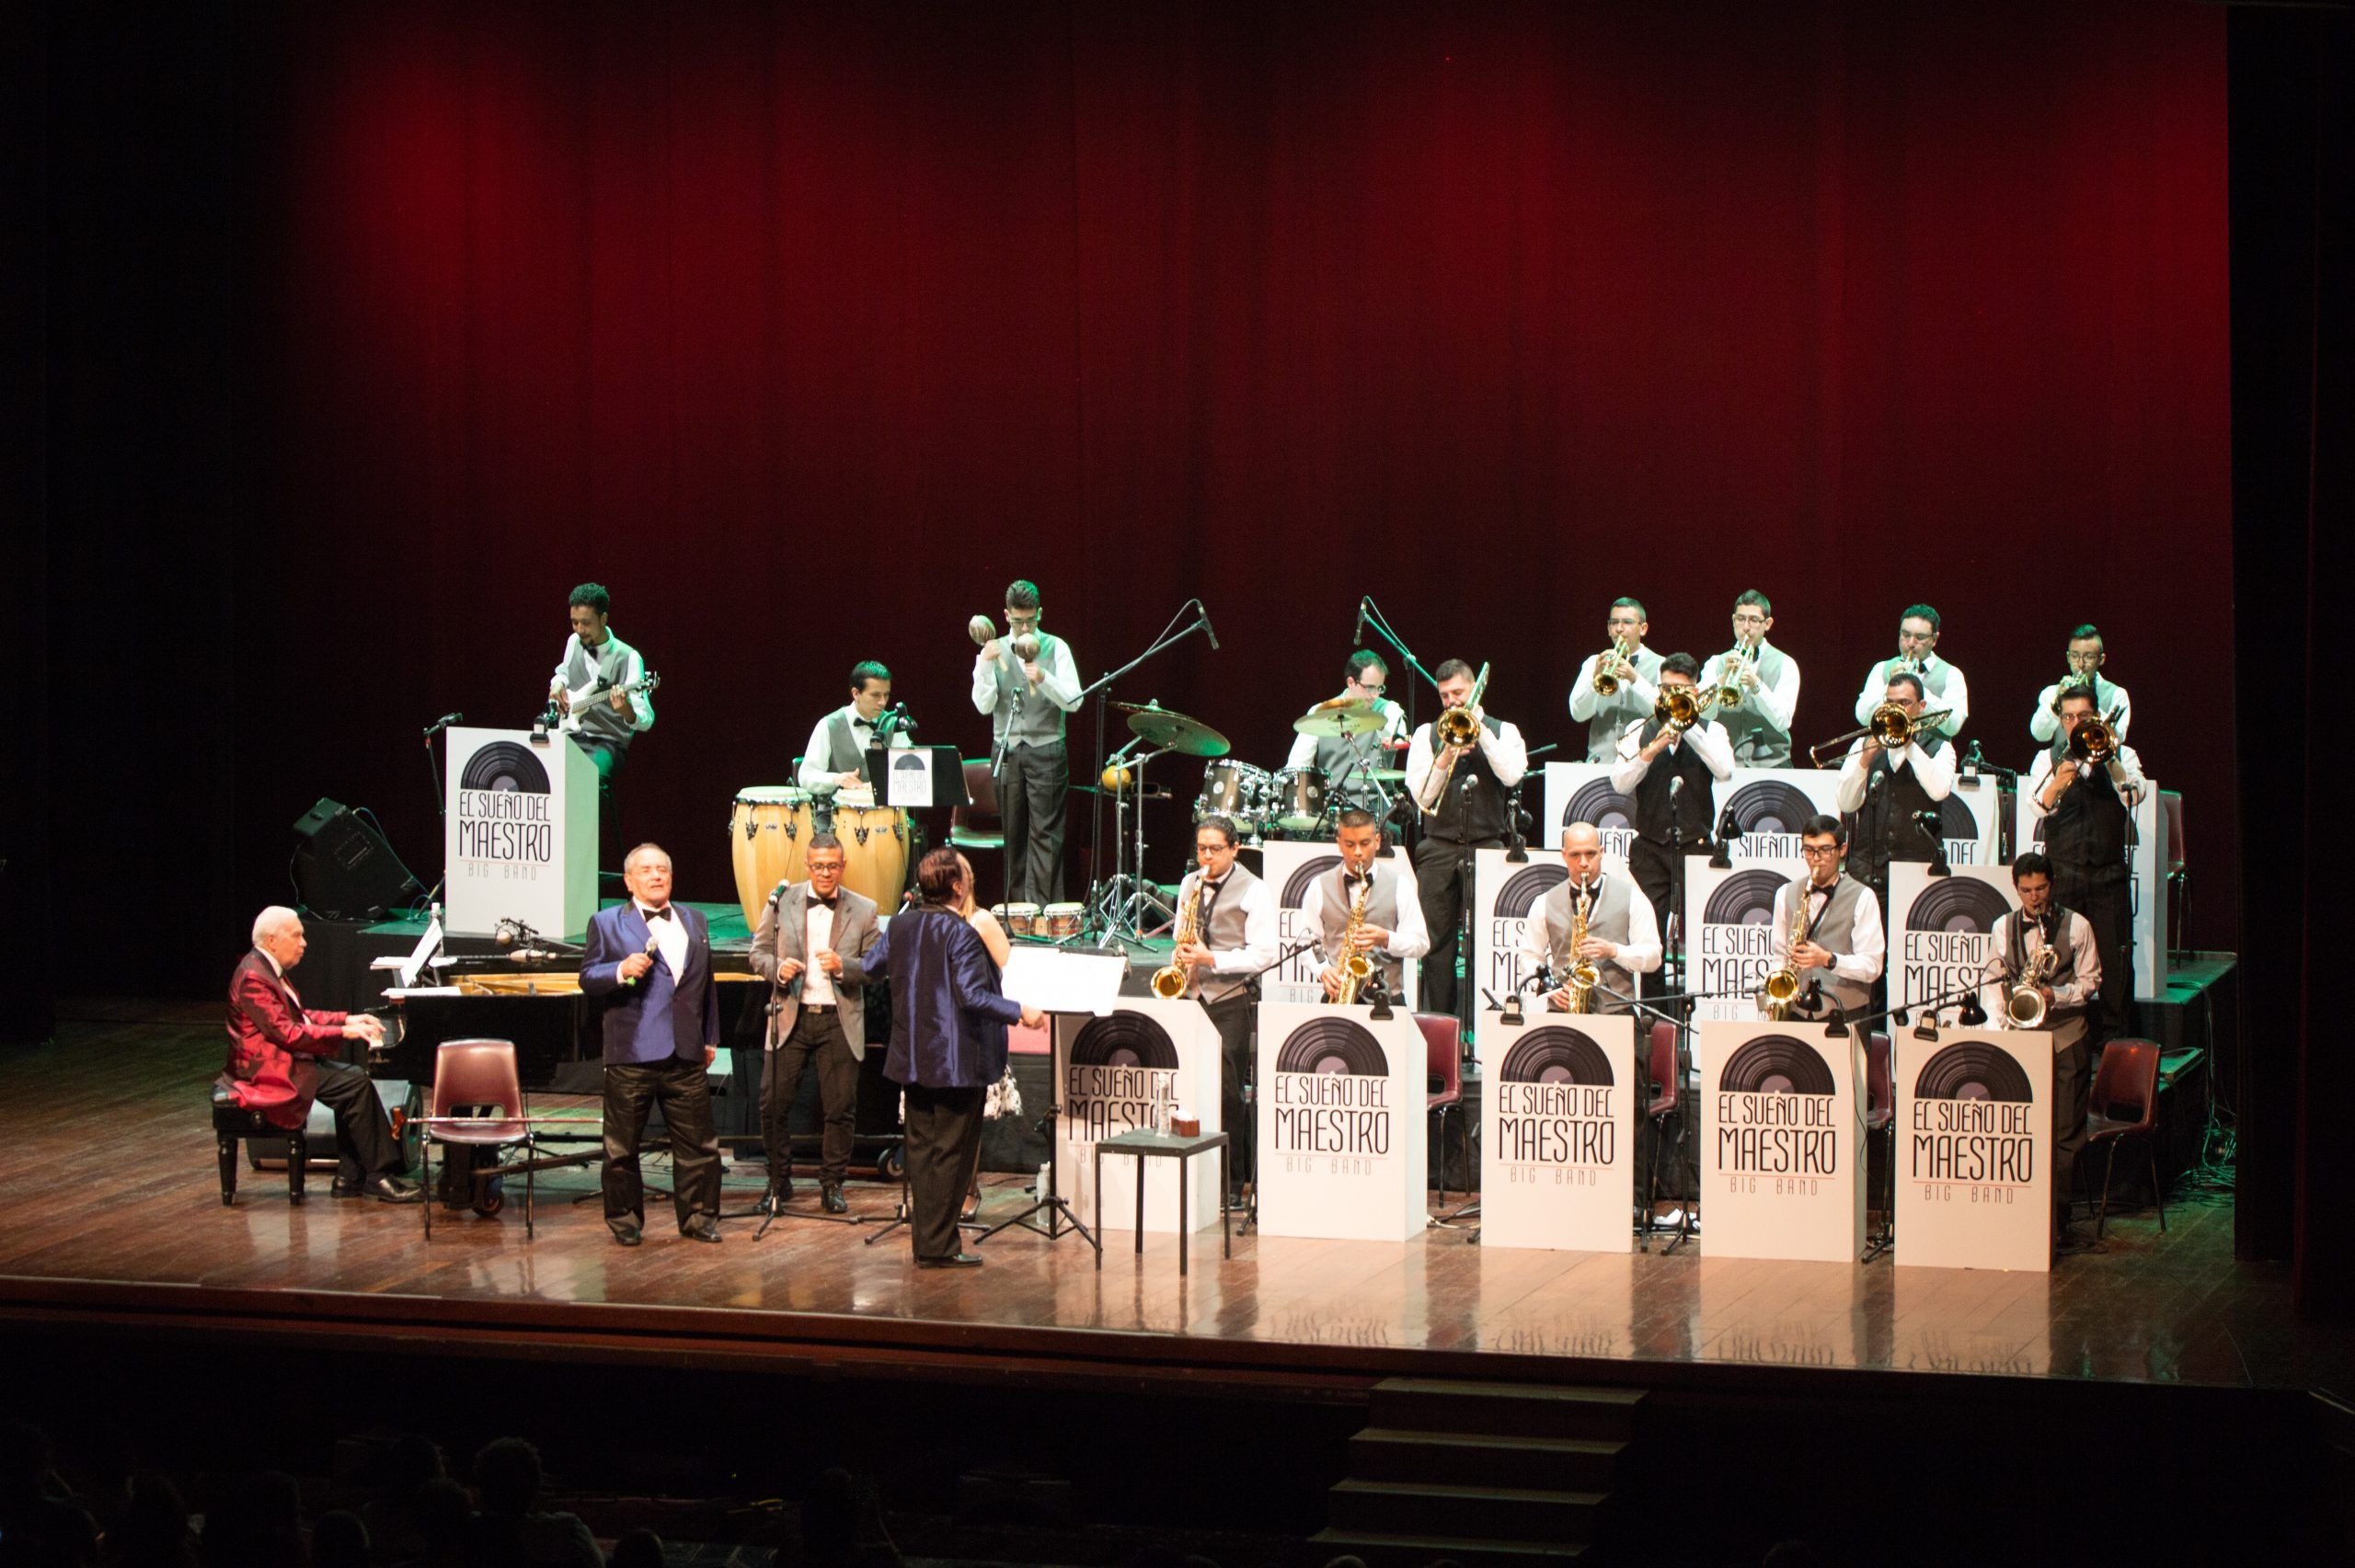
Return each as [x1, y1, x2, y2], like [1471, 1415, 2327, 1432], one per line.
[2085, 1038, 2167, 1238]
[951, 760, 1006, 899]
[416, 1039, 543, 1241]
[1415, 1013, 1464, 1203]
[1641, 1021, 1683, 1237]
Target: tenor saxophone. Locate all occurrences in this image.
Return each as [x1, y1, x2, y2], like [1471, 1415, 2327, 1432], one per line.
[1560, 888, 1600, 1014]
[1152, 876, 1207, 1000]
[1760, 887, 1811, 1021]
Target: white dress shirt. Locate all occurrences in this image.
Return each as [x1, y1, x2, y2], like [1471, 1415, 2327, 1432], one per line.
[1180, 869, 1279, 1002]
[1567, 651, 1659, 722]
[2025, 744, 2147, 812]
[1697, 645, 1800, 736]
[2028, 680, 2133, 745]
[1517, 877, 1664, 977]
[796, 704, 916, 790]
[551, 633, 656, 732]
[1854, 655, 1968, 739]
[637, 901, 689, 977]
[799, 898, 839, 1004]
[1315, 860, 1432, 960]
[970, 635, 1085, 719]
[1403, 716, 1529, 808]
[1284, 696, 1408, 770]
[1979, 908, 2101, 1022]
[1768, 878, 1887, 988]
[1608, 716, 1735, 793]
[1833, 736, 1957, 812]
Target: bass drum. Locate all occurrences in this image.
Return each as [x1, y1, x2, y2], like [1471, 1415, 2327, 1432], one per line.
[1265, 766, 1330, 837]
[729, 786, 811, 928]
[831, 804, 911, 913]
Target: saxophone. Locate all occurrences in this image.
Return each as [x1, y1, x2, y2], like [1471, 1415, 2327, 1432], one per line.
[1152, 876, 1208, 1000]
[1559, 888, 1600, 1014]
[1334, 870, 1376, 1005]
[1760, 885, 1811, 1020]
[2003, 917, 2062, 1029]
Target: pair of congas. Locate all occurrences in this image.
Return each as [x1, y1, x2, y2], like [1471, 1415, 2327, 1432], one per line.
[728, 785, 908, 926]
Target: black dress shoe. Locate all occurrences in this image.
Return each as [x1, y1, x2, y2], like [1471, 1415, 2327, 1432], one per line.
[681, 1217, 722, 1243]
[348, 1175, 422, 1204]
[915, 1252, 984, 1269]
[608, 1219, 643, 1247]
[756, 1188, 782, 1217]
[821, 1183, 848, 1215]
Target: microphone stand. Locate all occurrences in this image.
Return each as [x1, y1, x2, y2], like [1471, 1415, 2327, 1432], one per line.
[1591, 979, 1717, 1253]
[1076, 601, 1216, 945]
[1809, 978, 1989, 1261]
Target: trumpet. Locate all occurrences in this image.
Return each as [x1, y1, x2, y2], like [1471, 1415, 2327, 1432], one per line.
[1807, 704, 1953, 765]
[1593, 637, 1632, 695]
[1152, 876, 1208, 1000]
[1653, 683, 1724, 732]
[1417, 662, 1489, 812]
[1716, 639, 1757, 709]
[2003, 923, 2062, 1029]
[1759, 890, 1811, 1020]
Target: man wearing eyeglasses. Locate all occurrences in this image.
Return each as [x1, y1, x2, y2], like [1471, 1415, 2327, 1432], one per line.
[1765, 815, 1884, 1021]
[1853, 602, 1968, 742]
[2028, 624, 2132, 746]
[1285, 650, 1408, 809]
[1697, 589, 1800, 766]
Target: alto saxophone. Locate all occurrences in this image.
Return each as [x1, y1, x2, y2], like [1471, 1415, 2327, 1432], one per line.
[1560, 888, 1600, 1014]
[1760, 887, 1811, 1020]
[1334, 870, 1376, 1005]
[1152, 876, 1208, 1000]
[2003, 919, 2061, 1029]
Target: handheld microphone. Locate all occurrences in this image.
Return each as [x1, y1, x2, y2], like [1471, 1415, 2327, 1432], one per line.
[1669, 776, 1683, 803]
[1198, 601, 1220, 651]
[622, 932, 659, 988]
[1352, 598, 1369, 647]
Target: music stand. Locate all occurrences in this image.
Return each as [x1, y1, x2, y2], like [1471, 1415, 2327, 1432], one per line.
[865, 745, 974, 812]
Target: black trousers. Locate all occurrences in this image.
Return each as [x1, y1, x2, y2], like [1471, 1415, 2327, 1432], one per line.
[762, 1009, 860, 1185]
[1202, 990, 1258, 1184]
[2050, 1020, 2093, 1224]
[602, 1055, 723, 1230]
[312, 1058, 402, 1184]
[1410, 835, 1495, 1020]
[1627, 837, 1683, 999]
[2052, 863, 2134, 1042]
[900, 1082, 986, 1262]
[572, 734, 628, 876]
[996, 740, 1068, 904]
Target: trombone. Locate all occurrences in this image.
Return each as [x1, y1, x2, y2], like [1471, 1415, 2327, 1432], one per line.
[1417, 662, 1490, 812]
[2069, 713, 2118, 764]
[1806, 704, 1953, 766]
[1653, 683, 1724, 732]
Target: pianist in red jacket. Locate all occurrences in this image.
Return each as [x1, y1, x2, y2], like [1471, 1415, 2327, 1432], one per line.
[219, 906, 420, 1203]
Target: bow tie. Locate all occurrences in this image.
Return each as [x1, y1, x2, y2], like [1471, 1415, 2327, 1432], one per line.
[807, 892, 838, 909]
[642, 906, 673, 921]
[1345, 871, 1371, 887]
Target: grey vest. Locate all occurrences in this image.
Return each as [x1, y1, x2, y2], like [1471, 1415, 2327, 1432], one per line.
[1717, 642, 1792, 765]
[2004, 907, 2085, 1021]
[1187, 864, 1262, 1003]
[1580, 647, 1667, 762]
[984, 633, 1071, 749]
[821, 709, 871, 780]
[1313, 707, 1397, 789]
[1786, 872, 1874, 1017]
[1315, 861, 1407, 995]
[561, 635, 642, 744]
[1537, 877, 1636, 1014]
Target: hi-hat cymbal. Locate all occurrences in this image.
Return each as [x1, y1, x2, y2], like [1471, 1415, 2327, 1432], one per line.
[1117, 702, 1231, 758]
[1293, 698, 1384, 738]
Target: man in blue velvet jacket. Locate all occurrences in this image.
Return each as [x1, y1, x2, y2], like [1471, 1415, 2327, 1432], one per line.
[580, 842, 723, 1246]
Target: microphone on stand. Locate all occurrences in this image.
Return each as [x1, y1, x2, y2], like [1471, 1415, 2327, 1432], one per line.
[423, 713, 463, 740]
[1352, 598, 1369, 647]
[1197, 601, 1221, 652]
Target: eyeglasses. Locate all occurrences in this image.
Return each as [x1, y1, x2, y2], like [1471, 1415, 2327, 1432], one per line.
[1353, 679, 1386, 692]
[1732, 614, 1768, 627]
[1799, 845, 1843, 860]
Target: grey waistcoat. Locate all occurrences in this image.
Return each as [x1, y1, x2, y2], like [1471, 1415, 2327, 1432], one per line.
[1538, 877, 1636, 1014]
[1718, 642, 1792, 765]
[1786, 872, 1873, 1016]
[1316, 861, 1407, 994]
[1187, 864, 1262, 1003]
[985, 634, 1070, 749]
[1580, 647, 1667, 762]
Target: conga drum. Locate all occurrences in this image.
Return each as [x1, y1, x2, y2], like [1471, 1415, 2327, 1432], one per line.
[729, 786, 811, 927]
[831, 805, 911, 912]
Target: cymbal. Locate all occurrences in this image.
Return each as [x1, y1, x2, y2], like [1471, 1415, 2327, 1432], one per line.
[1293, 698, 1384, 738]
[1116, 702, 1231, 758]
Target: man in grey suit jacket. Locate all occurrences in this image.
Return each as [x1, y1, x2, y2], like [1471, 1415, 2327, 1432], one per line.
[749, 834, 880, 1213]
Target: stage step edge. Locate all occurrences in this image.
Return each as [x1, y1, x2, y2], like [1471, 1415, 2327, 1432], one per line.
[1309, 1528, 1586, 1566]
[1368, 1377, 1646, 1440]
[1348, 1428, 1625, 1490]
[1327, 1477, 1605, 1540]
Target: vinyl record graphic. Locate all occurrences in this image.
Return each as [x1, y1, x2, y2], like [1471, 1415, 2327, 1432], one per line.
[1914, 1041, 2033, 1103]
[1720, 1034, 1837, 1096]
[459, 741, 550, 794]
[1936, 795, 1980, 842]
[1069, 1013, 1180, 1070]
[1724, 781, 1817, 837]
[1564, 780, 1637, 834]
[1274, 1016, 1388, 1076]
[1703, 868, 1787, 926]
[1493, 864, 1569, 919]
[1281, 854, 1344, 909]
[1499, 1026, 1615, 1086]
[1905, 876, 2012, 935]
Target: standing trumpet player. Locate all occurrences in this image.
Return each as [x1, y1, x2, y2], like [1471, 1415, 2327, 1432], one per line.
[1853, 602, 1968, 742]
[1314, 809, 1430, 1002]
[1568, 598, 1664, 761]
[1405, 659, 1529, 1023]
[971, 579, 1083, 904]
[2028, 624, 2132, 747]
[1978, 853, 2099, 1247]
[2026, 685, 2145, 1042]
[1763, 815, 1884, 1021]
[1517, 822, 1660, 1015]
[1698, 590, 1801, 766]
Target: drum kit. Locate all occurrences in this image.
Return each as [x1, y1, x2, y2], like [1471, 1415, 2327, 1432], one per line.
[1192, 696, 1407, 843]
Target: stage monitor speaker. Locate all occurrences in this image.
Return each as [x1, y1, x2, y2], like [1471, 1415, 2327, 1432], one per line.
[293, 797, 423, 920]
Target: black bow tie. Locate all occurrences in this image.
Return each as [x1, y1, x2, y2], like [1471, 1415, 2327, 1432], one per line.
[1345, 871, 1370, 887]
[808, 893, 837, 909]
[642, 906, 672, 921]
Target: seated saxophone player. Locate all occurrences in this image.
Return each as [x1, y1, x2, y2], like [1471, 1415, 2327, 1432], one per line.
[1167, 817, 1277, 1190]
[1697, 589, 1801, 766]
[2025, 684, 2146, 1043]
[1764, 815, 1884, 1021]
[1516, 822, 1660, 1015]
[1314, 809, 1430, 1001]
[1977, 853, 2099, 1249]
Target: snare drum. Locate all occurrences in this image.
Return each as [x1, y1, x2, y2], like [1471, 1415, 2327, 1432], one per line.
[1042, 902, 1084, 939]
[1196, 759, 1270, 830]
[729, 786, 812, 928]
[830, 804, 910, 910]
[1003, 901, 1041, 937]
[1266, 766, 1330, 834]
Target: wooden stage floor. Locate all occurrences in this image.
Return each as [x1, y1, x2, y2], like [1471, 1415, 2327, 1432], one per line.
[1, 1005, 2329, 1402]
